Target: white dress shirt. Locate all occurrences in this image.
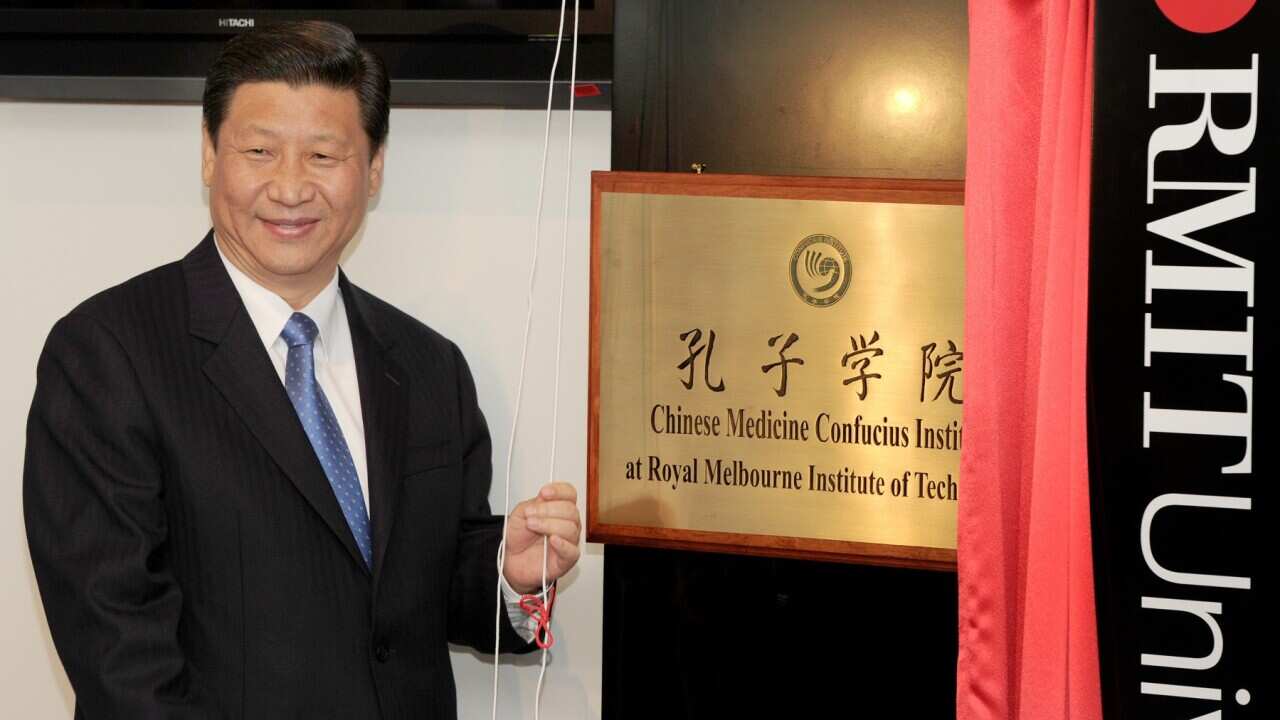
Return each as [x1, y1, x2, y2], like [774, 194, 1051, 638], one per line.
[214, 236, 536, 640]
[216, 238, 370, 515]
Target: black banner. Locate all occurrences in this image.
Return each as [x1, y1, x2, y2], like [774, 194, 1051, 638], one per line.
[1090, 1, 1275, 718]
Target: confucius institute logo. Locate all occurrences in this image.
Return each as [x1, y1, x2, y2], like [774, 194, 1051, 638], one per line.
[789, 234, 851, 308]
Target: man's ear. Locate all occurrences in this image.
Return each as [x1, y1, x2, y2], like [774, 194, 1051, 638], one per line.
[201, 124, 216, 188]
[369, 144, 386, 198]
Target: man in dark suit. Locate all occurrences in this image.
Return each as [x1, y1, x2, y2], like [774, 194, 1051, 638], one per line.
[22, 21, 581, 719]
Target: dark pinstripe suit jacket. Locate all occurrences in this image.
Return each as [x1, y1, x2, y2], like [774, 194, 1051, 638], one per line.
[24, 231, 531, 719]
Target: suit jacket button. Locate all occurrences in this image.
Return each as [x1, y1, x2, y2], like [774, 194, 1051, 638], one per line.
[375, 644, 391, 663]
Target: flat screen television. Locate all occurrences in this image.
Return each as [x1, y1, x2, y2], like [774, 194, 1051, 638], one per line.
[0, 1, 613, 109]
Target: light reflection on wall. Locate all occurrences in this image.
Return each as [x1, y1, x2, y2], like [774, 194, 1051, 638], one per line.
[892, 87, 922, 114]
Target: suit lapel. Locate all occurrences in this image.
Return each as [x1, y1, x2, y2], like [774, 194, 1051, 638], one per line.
[184, 232, 371, 577]
[340, 275, 409, 589]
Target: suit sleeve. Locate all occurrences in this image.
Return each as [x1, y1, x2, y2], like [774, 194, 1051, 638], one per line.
[444, 341, 537, 655]
[23, 312, 221, 718]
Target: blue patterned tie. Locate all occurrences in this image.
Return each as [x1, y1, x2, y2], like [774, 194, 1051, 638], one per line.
[280, 312, 373, 568]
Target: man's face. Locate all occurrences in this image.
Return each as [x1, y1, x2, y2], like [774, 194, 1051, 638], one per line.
[201, 81, 384, 297]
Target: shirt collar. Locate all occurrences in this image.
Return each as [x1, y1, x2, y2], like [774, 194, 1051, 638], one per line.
[213, 232, 342, 359]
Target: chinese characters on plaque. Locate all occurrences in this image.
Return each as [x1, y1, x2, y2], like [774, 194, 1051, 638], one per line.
[678, 327, 963, 406]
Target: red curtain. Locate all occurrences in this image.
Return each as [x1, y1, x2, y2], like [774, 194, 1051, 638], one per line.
[956, 1, 1100, 719]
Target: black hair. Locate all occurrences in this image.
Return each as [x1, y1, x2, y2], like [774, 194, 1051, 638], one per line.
[202, 20, 390, 157]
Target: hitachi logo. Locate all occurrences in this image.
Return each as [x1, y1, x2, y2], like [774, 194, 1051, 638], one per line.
[218, 18, 255, 29]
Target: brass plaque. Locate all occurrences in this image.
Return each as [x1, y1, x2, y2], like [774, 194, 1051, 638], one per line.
[588, 172, 964, 569]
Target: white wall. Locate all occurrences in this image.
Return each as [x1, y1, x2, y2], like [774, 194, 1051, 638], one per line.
[0, 99, 608, 719]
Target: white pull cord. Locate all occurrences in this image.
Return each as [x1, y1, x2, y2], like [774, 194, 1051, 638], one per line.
[491, 1, 579, 719]
[535, 1, 580, 715]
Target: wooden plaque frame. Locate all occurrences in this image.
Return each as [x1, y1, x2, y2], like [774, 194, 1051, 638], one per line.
[587, 171, 964, 571]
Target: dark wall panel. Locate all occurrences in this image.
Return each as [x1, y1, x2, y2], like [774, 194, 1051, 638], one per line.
[612, 0, 967, 178]
[604, 1, 966, 718]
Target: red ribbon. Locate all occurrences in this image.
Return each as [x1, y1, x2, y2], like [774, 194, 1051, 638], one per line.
[518, 585, 557, 650]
